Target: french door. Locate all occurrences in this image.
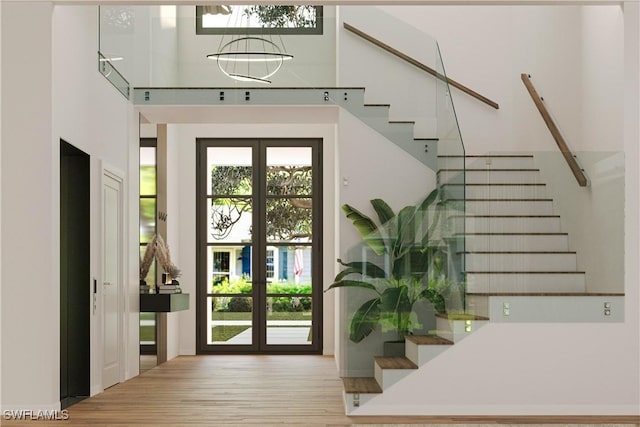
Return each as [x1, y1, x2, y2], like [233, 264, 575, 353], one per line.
[196, 138, 322, 354]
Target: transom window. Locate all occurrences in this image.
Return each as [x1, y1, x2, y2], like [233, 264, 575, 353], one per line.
[196, 5, 323, 35]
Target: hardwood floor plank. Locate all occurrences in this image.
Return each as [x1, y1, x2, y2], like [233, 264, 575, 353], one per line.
[2, 355, 638, 426]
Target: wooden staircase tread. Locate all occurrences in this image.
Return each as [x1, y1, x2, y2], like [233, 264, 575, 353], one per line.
[435, 313, 490, 321]
[363, 103, 390, 107]
[414, 137, 439, 141]
[389, 120, 415, 124]
[406, 334, 454, 346]
[342, 377, 382, 394]
[374, 356, 418, 370]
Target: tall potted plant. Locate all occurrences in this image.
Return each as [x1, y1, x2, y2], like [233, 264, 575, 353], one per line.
[326, 189, 452, 351]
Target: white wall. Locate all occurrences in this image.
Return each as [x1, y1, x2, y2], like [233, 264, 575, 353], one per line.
[166, 124, 181, 360]
[0, 0, 3, 410]
[581, 6, 624, 152]
[339, 6, 588, 155]
[1, 3, 138, 411]
[1, 2, 57, 411]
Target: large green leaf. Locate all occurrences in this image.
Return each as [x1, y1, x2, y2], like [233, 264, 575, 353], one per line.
[342, 204, 386, 255]
[420, 288, 446, 315]
[421, 201, 445, 246]
[337, 259, 387, 278]
[379, 286, 413, 338]
[349, 298, 381, 343]
[397, 206, 416, 250]
[333, 267, 362, 282]
[394, 248, 429, 279]
[326, 279, 379, 293]
[379, 286, 412, 315]
[389, 206, 417, 278]
[419, 188, 439, 211]
[371, 198, 395, 225]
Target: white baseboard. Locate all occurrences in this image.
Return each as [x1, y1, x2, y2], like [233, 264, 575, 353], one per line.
[349, 402, 640, 416]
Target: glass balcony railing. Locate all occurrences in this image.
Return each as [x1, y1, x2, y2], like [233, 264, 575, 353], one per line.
[99, 5, 466, 377]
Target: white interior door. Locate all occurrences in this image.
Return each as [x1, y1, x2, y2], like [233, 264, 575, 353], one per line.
[102, 172, 123, 389]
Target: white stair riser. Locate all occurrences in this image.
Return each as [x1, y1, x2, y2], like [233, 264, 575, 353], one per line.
[464, 200, 553, 215]
[440, 170, 541, 184]
[464, 234, 569, 251]
[343, 391, 377, 415]
[405, 341, 450, 367]
[359, 105, 392, 121]
[466, 253, 577, 272]
[450, 216, 562, 233]
[374, 363, 414, 390]
[438, 156, 535, 169]
[466, 273, 586, 293]
[434, 317, 488, 343]
[462, 185, 547, 199]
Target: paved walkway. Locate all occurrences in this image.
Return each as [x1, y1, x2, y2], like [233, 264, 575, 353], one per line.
[210, 326, 311, 345]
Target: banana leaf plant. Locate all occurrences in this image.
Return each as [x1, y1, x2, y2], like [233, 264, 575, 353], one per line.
[326, 189, 449, 343]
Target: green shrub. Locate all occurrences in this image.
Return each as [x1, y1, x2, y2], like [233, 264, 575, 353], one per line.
[211, 275, 253, 294]
[227, 297, 252, 312]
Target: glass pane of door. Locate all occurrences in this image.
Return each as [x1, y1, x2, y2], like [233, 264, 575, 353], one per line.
[205, 146, 255, 348]
[264, 146, 314, 346]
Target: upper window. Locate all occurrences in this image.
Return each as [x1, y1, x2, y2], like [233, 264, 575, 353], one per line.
[196, 5, 323, 35]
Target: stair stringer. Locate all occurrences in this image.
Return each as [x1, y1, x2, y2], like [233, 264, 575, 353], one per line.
[133, 87, 439, 171]
[344, 319, 634, 416]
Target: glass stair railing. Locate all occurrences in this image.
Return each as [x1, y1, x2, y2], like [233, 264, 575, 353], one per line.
[132, 87, 439, 171]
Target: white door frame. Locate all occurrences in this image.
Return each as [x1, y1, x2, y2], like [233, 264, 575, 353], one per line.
[101, 165, 127, 389]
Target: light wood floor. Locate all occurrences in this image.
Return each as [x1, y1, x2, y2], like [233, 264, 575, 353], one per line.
[3, 355, 639, 426]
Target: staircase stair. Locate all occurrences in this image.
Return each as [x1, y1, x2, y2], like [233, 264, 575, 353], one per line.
[133, 87, 439, 171]
[341, 153, 624, 413]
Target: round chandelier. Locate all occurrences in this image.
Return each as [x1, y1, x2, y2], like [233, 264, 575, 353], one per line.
[204, 6, 294, 84]
[207, 36, 293, 84]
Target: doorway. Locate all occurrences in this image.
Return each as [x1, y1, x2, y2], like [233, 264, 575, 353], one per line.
[60, 140, 90, 408]
[196, 139, 322, 354]
[102, 169, 124, 388]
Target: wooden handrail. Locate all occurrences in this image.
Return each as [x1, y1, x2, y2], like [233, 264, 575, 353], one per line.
[520, 73, 588, 187]
[343, 22, 499, 110]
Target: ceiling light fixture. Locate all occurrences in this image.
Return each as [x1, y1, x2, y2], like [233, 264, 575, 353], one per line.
[204, 6, 293, 84]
